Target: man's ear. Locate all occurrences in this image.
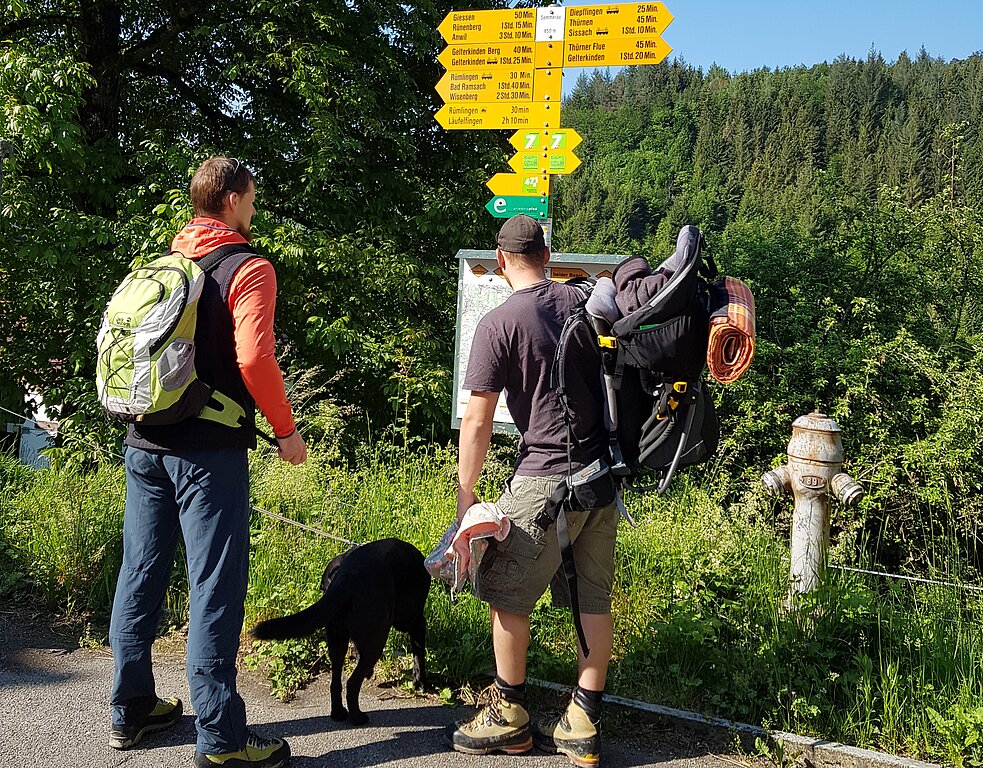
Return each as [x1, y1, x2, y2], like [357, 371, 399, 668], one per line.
[496, 247, 506, 269]
[543, 246, 551, 265]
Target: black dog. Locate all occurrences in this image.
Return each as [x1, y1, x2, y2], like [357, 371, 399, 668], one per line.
[251, 538, 430, 725]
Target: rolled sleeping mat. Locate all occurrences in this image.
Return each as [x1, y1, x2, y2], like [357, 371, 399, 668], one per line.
[707, 276, 756, 384]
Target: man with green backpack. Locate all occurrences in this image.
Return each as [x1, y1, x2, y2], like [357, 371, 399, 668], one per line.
[100, 157, 304, 768]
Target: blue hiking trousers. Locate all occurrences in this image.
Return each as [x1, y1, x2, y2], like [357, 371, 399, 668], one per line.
[109, 445, 251, 754]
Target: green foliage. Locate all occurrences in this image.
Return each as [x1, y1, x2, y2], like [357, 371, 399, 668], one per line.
[0, 454, 125, 613]
[927, 702, 983, 768]
[5, 445, 983, 762]
[753, 737, 803, 768]
[550, 57, 983, 575]
[0, 0, 505, 443]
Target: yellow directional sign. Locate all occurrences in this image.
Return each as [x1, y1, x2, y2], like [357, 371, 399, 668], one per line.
[509, 128, 583, 153]
[438, 42, 561, 70]
[563, 34, 671, 67]
[551, 266, 590, 281]
[486, 172, 550, 197]
[438, 8, 537, 45]
[508, 149, 581, 175]
[434, 102, 560, 130]
[435, 68, 561, 104]
[564, 2, 673, 39]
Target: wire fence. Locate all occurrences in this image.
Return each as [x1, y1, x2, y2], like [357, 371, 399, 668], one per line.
[0, 402, 360, 548]
[3, 401, 983, 593]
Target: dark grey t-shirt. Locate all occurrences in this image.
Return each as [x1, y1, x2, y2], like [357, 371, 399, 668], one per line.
[463, 279, 607, 476]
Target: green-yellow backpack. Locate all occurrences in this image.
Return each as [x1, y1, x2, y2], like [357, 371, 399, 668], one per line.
[96, 245, 249, 428]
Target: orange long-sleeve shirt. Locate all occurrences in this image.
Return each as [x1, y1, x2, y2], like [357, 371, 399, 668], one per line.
[171, 218, 296, 438]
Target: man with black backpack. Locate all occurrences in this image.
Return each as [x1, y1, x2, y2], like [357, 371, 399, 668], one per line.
[449, 215, 619, 768]
[107, 157, 304, 768]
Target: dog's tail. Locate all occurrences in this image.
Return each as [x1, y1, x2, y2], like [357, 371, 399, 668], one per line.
[251, 591, 344, 641]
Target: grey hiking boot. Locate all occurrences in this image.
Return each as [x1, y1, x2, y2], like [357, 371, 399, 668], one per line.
[109, 696, 183, 749]
[193, 730, 290, 768]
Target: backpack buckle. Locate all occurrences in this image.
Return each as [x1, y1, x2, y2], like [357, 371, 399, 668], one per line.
[598, 335, 617, 349]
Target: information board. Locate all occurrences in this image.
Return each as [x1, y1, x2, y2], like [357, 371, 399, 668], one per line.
[452, 249, 627, 433]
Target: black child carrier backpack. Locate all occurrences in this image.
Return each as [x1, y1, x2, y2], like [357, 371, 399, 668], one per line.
[547, 225, 720, 656]
[605, 224, 719, 491]
[553, 224, 719, 497]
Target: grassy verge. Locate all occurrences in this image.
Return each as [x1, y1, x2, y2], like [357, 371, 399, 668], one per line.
[1, 446, 981, 765]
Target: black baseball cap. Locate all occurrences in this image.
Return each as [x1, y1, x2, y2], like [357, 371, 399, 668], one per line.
[496, 214, 547, 254]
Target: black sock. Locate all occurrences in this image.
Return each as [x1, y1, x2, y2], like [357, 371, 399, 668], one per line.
[573, 686, 603, 722]
[495, 676, 526, 704]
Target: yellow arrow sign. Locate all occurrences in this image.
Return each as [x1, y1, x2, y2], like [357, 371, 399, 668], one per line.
[436, 68, 561, 104]
[486, 172, 550, 197]
[434, 102, 560, 130]
[509, 128, 583, 153]
[508, 149, 581, 175]
[438, 8, 537, 45]
[438, 41, 563, 70]
[564, 2, 673, 39]
[563, 34, 671, 67]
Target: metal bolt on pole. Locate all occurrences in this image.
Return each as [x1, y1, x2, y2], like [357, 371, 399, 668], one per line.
[761, 412, 863, 604]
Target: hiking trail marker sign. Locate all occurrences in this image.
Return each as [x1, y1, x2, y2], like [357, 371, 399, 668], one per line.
[435, 3, 674, 221]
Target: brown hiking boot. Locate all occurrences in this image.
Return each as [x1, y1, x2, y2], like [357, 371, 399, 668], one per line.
[448, 683, 533, 755]
[533, 694, 601, 767]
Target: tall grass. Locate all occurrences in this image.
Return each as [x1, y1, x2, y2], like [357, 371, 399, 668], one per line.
[0, 454, 125, 613]
[2, 446, 982, 763]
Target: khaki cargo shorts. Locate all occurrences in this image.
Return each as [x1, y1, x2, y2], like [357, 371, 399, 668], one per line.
[475, 473, 620, 616]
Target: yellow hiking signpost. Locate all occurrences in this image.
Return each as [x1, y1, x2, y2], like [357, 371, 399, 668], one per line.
[437, 9, 538, 45]
[437, 42, 561, 70]
[435, 67, 562, 104]
[434, 102, 560, 130]
[509, 149, 582, 175]
[564, 3, 673, 38]
[434, 2, 675, 222]
[507, 128, 584, 175]
[510, 128, 583, 153]
[564, 34, 672, 67]
[486, 172, 550, 198]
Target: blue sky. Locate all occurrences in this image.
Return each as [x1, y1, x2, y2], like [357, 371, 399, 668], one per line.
[561, 0, 983, 94]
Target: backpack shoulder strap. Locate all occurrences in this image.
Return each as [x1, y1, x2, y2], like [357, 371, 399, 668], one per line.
[564, 276, 596, 301]
[549, 306, 592, 418]
[194, 243, 259, 273]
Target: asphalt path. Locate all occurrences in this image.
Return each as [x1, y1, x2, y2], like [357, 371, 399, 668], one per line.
[0, 607, 736, 768]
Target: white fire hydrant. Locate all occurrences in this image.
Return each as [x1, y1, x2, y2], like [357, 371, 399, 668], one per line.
[761, 412, 863, 600]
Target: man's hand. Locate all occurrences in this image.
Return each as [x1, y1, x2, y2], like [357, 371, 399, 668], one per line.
[277, 430, 307, 465]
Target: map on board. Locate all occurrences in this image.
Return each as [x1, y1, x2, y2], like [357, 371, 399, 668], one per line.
[452, 249, 627, 433]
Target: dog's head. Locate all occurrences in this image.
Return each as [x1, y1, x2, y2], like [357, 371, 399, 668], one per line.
[319, 545, 359, 592]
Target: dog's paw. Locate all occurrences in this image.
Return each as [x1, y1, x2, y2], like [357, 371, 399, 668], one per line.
[349, 711, 370, 727]
[330, 707, 349, 721]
